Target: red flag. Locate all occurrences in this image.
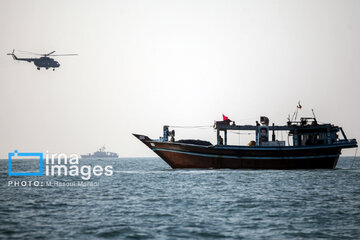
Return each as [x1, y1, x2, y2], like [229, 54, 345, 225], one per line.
[222, 114, 229, 121]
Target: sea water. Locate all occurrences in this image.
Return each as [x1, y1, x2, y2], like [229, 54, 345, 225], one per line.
[1, 157, 360, 239]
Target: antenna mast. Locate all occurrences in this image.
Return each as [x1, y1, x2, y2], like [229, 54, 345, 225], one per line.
[311, 109, 317, 120]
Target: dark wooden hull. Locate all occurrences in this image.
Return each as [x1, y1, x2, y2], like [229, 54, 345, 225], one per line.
[133, 134, 357, 169]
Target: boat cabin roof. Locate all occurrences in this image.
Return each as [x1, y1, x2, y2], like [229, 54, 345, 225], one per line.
[214, 117, 339, 133]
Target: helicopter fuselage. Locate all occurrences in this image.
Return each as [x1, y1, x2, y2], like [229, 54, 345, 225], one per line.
[34, 57, 60, 69]
[9, 55, 60, 70]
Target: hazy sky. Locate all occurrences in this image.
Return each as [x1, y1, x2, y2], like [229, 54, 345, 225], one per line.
[0, 0, 359, 157]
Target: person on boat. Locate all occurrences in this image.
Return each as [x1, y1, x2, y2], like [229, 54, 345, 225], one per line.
[260, 128, 268, 144]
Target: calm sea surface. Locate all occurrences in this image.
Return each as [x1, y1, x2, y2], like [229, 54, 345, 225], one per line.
[1, 156, 360, 239]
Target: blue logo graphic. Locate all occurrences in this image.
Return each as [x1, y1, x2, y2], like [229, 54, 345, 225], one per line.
[8, 150, 43, 176]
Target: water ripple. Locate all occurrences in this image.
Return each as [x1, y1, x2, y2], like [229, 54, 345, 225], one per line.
[0, 157, 359, 239]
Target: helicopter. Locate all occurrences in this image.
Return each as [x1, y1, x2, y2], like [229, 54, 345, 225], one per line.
[7, 49, 77, 71]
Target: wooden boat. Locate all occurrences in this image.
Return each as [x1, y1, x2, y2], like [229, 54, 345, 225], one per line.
[133, 116, 357, 169]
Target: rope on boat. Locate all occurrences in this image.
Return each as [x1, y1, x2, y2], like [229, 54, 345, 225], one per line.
[350, 147, 358, 169]
[168, 125, 213, 129]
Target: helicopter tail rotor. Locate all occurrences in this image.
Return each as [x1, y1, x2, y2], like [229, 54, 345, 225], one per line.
[7, 49, 17, 60]
[6, 49, 15, 55]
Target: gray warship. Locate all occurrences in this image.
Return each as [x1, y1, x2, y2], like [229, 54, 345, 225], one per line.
[81, 146, 119, 159]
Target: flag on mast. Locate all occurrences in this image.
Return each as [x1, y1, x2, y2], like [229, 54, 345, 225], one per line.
[297, 101, 302, 109]
[222, 114, 229, 121]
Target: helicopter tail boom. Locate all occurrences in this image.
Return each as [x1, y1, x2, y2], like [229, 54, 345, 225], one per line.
[7, 49, 35, 62]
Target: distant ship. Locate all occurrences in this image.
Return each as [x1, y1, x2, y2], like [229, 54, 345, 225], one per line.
[81, 146, 119, 159]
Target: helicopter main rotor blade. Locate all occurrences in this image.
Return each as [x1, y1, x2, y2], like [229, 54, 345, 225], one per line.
[51, 54, 78, 56]
[45, 51, 56, 56]
[17, 50, 77, 57]
[18, 50, 44, 56]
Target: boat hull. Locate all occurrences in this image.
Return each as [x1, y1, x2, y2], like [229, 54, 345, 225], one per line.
[133, 134, 357, 169]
